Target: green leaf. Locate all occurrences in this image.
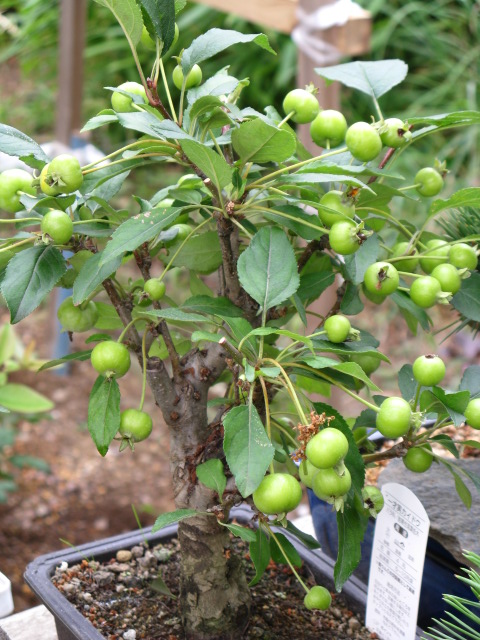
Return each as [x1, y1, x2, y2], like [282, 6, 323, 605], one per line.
[270, 532, 301, 567]
[263, 205, 326, 241]
[146, 308, 210, 323]
[299, 161, 403, 181]
[87, 375, 121, 456]
[391, 290, 433, 333]
[224, 317, 257, 358]
[100, 208, 181, 264]
[38, 350, 93, 372]
[315, 59, 408, 99]
[116, 111, 191, 139]
[285, 520, 321, 550]
[459, 365, 480, 399]
[182, 295, 243, 318]
[93, 0, 143, 45]
[0, 324, 15, 365]
[167, 231, 223, 274]
[220, 522, 256, 542]
[0, 384, 53, 413]
[196, 459, 226, 499]
[439, 460, 472, 509]
[430, 188, 480, 215]
[237, 227, 299, 311]
[180, 140, 232, 191]
[150, 575, 176, 598]
[398, 364, 416, 402]
[311, 331, 388, 359]
[249, 528, 271, 586]
[343, 235, 380, 285]
[1, 245, 66, 324]
[223, 404, 274, 498]
[231, 119, 295, 164]
[340, 283, 364, 315]
[452, 273, 480, 322]
[335, 500, 369, 590]
[94, 301, 123, 330]
[431, 388, 470, 426]
[9, 455, 50, 473]
[0, 123, 49, 169]
[191, 331, 222, 344]
[81, 113, 118, 132]
[138, 0, 175, 51]
[73, 251, 122, 304]
[243, 327, 312, 350]
[431, 435, 460, 458]
[407, 110, 480, 128]
[181, 29, 275, 74]
[297, 271, 335, 304]
[329, 362, 381, 392]
[152, 508, 199, 532]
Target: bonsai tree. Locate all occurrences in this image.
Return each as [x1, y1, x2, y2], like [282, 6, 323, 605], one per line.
[0, 1, 480, 638]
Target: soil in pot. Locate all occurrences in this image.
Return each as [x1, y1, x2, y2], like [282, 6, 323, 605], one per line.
[51, 535, 377, 640]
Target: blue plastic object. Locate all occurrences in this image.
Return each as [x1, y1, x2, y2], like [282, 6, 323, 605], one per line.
[308, 490, 473, 630]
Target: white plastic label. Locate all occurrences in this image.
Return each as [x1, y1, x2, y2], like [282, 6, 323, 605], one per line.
[366, 483, 430, 640]
[0, 570, 14, 618]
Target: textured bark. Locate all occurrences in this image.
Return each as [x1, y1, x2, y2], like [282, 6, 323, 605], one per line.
[178, 515, 251, 640]
[149, 344, 252, 638]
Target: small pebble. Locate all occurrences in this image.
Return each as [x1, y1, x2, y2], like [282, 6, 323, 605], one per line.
[116, 549, 132, 562]
[349, 617, 361, 631]
[123, 630, 136, 640]
[93, 571, 114, 586]
[82, 592, 93, 603]
[131, 545, 144, 558]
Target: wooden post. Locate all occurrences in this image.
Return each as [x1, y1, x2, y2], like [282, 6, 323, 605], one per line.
[55, 0, 87, 145]
[296, 0, 371, 152]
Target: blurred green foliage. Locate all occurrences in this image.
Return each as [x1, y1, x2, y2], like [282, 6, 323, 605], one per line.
[0, 0, 478, 185]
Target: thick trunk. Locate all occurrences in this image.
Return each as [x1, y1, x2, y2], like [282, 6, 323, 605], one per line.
[151, 346, 252, 639]
[178, 514, 251, 640]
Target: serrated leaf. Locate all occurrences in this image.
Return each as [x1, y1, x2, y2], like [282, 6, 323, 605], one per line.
[285, 520, 321, 550]
[237, 227, 299, 311]
[391, 290, 433, 333]
[431, 388, 470, 426]
[182, 295, 242, 318]
[73, 252, 122, 304]
[407, 110, 480, 127]
[263, 205, 325, 241]
[398, 364, 416, 401]
[223, 404, 274, 498]
[270, 532, 302, 567]
[116, 111, 191, 139]
[220, 522, 256, 542]
[452, 273, 480, 322]
[180, 140, 232, 191]
[196, 459, 226, 498]
[459, 365, 480, 399]
[167, 231, 222, 274]
[0, 123, 49, 169]
[38, 350, 93, 371]
[430, 188, 480, 215]
[315, 59, 408, 99]
[231, 119, 295, 164]
[152, 508, 199, 532]
[329, 362, 381, 392]
[146, 308, 210, 323]
[93, 0, 143, 45]
[335, 500, 369, 590]
[343, 235, 380, 285]
[1, 245, 66, 323]
[138, 0, 175, 51]
[181, 29, 275, 75]
[100, 208, 181, 264]
[87, 375, 120, 456]
[297, 271, 335, 304]
[0, 384, 53, 413]
[249, 528, 271, 586]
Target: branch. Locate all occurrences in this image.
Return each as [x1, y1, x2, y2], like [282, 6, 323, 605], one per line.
[133, 246, 181, 382]
[297, 236, 330, 272]
[363, 439, 408, 464]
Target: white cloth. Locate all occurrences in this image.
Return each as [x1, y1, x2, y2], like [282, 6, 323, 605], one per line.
[292, 0, 364, 66]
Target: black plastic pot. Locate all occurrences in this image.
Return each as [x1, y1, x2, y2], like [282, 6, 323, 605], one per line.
[24, 506, 423, 640]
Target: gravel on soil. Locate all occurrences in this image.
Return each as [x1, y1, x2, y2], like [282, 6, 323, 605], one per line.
[52, 534, 378, 640]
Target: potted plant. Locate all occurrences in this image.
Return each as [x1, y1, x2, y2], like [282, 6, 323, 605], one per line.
[0, 0, 479, 637]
